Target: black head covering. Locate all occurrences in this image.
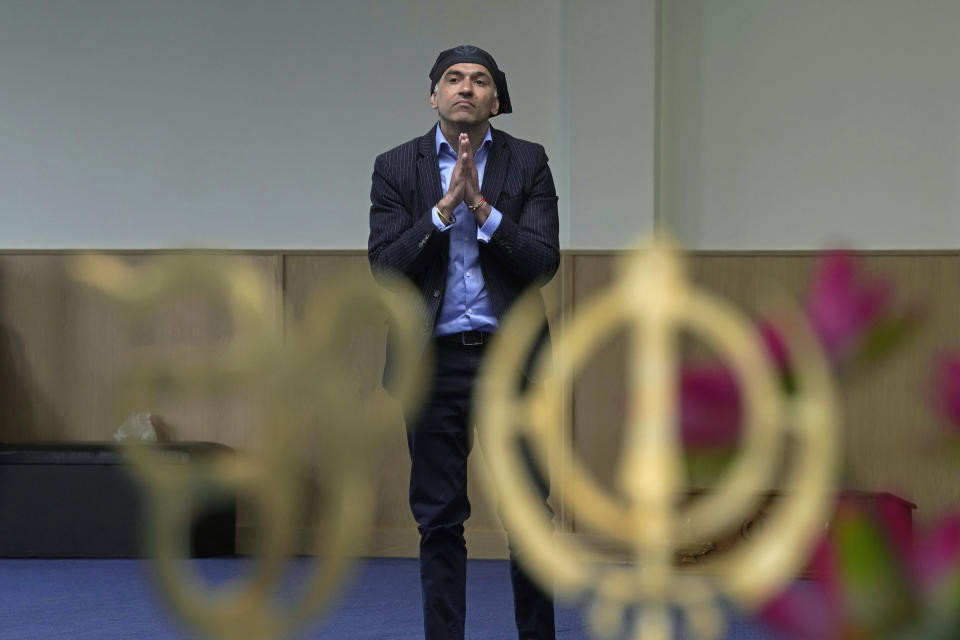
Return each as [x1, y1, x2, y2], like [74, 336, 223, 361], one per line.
[429, 45, 512, 115]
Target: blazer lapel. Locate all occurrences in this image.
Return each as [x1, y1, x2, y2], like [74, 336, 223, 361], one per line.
[417, 124, 444, 207]
[480, 127, 510, 208]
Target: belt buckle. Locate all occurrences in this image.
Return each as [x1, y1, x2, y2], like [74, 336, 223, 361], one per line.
[461, 331, 483, 346]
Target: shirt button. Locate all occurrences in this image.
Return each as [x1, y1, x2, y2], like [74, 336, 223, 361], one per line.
[467, 308, 473, 314]
[466, 271, 471, 277]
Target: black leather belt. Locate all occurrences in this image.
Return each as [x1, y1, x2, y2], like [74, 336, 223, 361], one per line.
[436, 331, 491, 346]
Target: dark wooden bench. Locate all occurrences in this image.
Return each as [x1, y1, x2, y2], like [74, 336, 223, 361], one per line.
[0, 442, 236, 557]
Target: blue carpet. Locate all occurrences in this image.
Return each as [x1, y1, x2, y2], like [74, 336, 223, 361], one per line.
[0, 558, 778, 639]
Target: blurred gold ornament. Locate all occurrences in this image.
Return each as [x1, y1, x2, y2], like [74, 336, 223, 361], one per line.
[72, 254, 428, 640]
[476, 240, 840, 640]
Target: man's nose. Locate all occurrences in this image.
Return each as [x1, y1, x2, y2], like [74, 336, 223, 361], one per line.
[459, 80, 474, 94]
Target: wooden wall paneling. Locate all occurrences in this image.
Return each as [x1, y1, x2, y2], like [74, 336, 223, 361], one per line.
[0, 253, 281, 448]
[689, 253, 960, 527]
[564, 252, 795, 538]
[281, 253, 407, 554]
[0, 254, 96, 442]
[684, 254, 814, 490]
[111, 254, 282, 450]
[839, 254, 960, 527]
[5, 249, 959, 555]
[549, 254, 575, 535]
[687, 254, 813, 313]
[567, 251, 955, 534]
[569, 254, 631, 535]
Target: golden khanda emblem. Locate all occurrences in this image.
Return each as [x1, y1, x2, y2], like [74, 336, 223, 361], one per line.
[72, 255, 428, 640]
[476, 241, 840, 640]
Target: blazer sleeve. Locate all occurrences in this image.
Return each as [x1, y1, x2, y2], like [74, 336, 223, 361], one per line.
[367, 153, 443, 285]
[484, 144, 560, 287]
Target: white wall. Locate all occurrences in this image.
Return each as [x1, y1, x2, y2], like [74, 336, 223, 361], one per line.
[565, 0, 657, 250]
[0, 0, 657, 250]
[6, 1, 960, 251]
[660, 0, 960, 250]
[0, 0, 563, 249]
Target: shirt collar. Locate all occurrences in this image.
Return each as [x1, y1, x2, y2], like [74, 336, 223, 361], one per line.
[435, 124, 493, 157]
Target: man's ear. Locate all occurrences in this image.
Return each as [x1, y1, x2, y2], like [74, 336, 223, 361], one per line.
[430, 92, 438, 110]
[490, 97, 499, 117]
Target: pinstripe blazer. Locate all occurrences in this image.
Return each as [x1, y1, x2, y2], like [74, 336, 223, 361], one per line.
[368, 123, 559, 384]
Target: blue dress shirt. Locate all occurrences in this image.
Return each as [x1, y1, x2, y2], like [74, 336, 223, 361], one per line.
[431, 124, 503, 337]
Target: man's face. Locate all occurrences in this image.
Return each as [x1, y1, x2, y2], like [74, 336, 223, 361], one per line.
[430, 63, 499, 126]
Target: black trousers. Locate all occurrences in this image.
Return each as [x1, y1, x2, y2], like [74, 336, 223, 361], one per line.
[404, 337, 555, 640]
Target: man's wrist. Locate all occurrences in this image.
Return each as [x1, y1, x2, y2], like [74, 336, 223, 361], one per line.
[474, 201, 492, 226]
[466, 194, 485, 212]
[435, 203, 455, 226]
[437, 195, 456, 213]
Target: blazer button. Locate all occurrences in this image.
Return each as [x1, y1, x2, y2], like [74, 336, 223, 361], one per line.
[433, 290, 440, 297]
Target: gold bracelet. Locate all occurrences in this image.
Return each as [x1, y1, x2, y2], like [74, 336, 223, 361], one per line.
[435, 206, 455, 226]
[467, 195, 485, 212]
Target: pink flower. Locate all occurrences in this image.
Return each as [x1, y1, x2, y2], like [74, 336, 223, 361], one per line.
[679, 322, 797, 451]
[679, 250, 909, 451]
[805, 250, 891, 362]
[910, 512, 960, 591]
[759, 319, 791, 374]
[678, 363, 742, 449]
[931, 353, 960, 430]
[760, 540, 846, 639]
[761, 504, 960, 639]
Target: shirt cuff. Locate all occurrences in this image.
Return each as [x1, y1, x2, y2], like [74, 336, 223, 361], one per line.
[431, 207, 454, 232]
[477, 207, 502, 243]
